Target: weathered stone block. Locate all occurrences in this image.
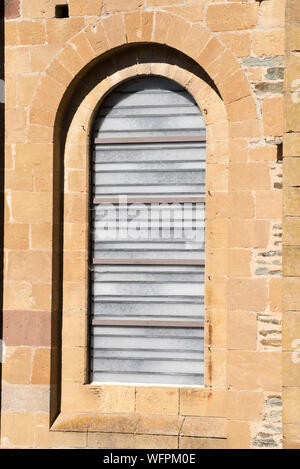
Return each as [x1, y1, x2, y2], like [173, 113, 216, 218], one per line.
[206, 4, 259, 32]
[98, 385, 136, 414]
[46, 18, 85, 44]
[283, 352, 300, 386]
[227, 420, 251, 449]
[229, 163, 271, 190]
[32, 348, 51, 385]
[179, 437, 227, 449]
[5, 0, 20, 19]
[87, 432, 134, 449]
[2, 383, 50, 412]
[180, 416, 227, 438]
[18, 21, 46, 45]
[136, 387, 179, 415]
[228, 311, 257, 350]
[228, 278, 267, 312]
[2, 347, 32, 385]
[49, 431, 87, 448]
[4, 223, 29, 250]
[283, 247, 300, 276]
[228, 351, 281, 391]
[3, 310, 51, 346]
[283, 388, 300, 424]
[259, 0, 285, 28]
[180, 388, 227, 418]
[228, 220, 270, 249]
[136, 415, 183, 436]
[135, 434, 178, 449]
[256, 191, 282, 219]
[106, 0, 142, 13]
[69, 0, 104, 16]
[1, 413, 34, 448]
[253, 30, 285, 56]
[262, 96, 284, 137]
[228, 390, 264, 420]
[218, 32, 251, 58]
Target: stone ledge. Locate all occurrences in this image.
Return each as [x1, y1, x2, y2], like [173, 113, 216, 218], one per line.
[51, 412, 182, 435]
[51, 412, 228, 439]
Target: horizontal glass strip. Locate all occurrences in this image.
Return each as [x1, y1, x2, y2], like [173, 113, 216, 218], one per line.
[92, 372, 203, 385]
[92, 348, 203, 359]
[92, 358, 203, 374]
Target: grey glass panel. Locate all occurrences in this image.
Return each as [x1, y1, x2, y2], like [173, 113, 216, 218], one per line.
[98, 105, 200, 117]
[94, 77, 205, 139]
[95, 123, 205, 138]
[94, 185, 204, 197]
[93, 202, 204, 259]
[93, 251, 205, 260]
[91, 76, 206, 385]
[95, 171, 204, 186]
[94, 203, 205, 216]
[91, 264, 204, 321]
[94, 240, 205, 250]
[92, 372, 203, 385]
[92, 335, 203, 350]
[92, 303, 204, 321]
[93, 358, 202, 374]
[101, 91, 195, 108]
[93, 295, 203, 303]
[95, 161, 205, 171]
[91, 325, 204, 385]
[93, 325, 203, 337]
[93, 349, 203, 359]
[93, 142, 205, 198]
[100, 91, 195, 108]
[94, 142, 206, 162]
[96, 115, 205, 130]
[93, 282, 204, 297]
[93, 264, 205, 282]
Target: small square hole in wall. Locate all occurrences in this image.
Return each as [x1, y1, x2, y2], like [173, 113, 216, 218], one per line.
[55, 4, 69, 18]
[277, 143, 283, 162]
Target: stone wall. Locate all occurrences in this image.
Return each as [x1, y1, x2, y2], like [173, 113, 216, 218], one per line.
[282, 0, 300, 450]
[1, 0, 288, 449]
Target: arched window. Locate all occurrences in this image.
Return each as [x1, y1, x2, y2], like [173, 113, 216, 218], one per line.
[90, 76, 206, 385]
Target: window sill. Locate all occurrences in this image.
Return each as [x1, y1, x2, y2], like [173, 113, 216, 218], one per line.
[51, 411, 184, 435]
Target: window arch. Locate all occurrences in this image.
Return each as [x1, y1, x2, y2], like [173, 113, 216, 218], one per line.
[90, 76, 206, 385]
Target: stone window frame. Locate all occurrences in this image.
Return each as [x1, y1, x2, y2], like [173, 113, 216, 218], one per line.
[51, 62, 229, 431]
[90, 74, 208, 387]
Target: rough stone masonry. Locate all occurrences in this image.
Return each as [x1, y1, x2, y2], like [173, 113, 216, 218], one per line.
[0, 0, 299, 450]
